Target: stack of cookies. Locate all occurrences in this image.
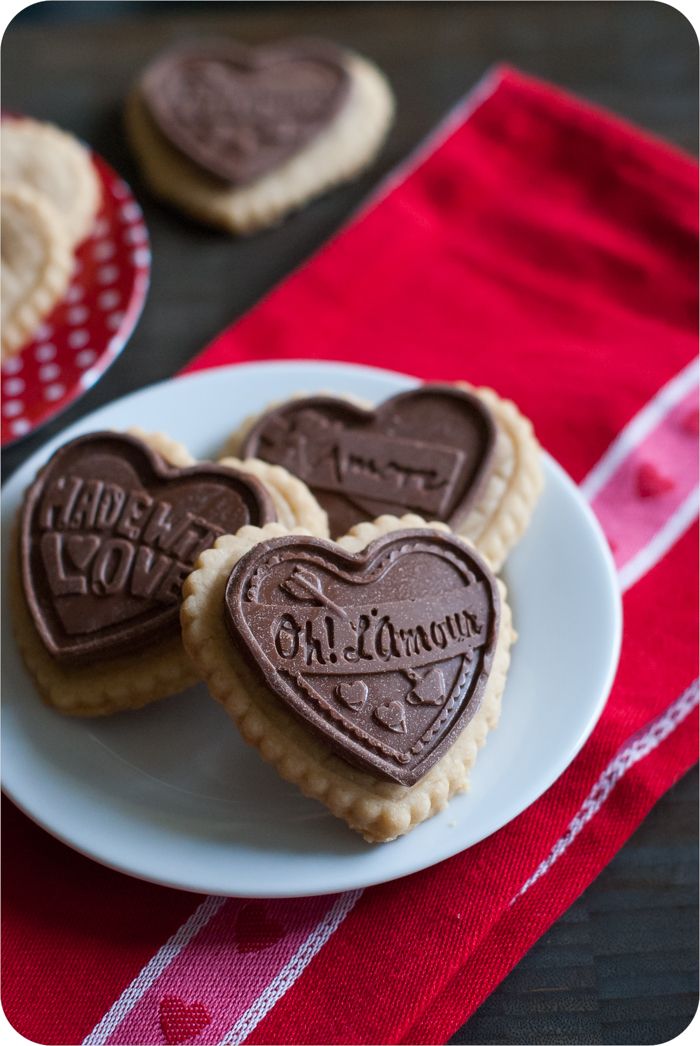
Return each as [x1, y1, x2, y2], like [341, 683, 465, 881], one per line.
[1, 118, 101, 361]
[126, 37, 394, 234]
[14, 381, 543, 843]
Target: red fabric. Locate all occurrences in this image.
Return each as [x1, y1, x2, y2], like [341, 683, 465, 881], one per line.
[3, 67, 697, 1045]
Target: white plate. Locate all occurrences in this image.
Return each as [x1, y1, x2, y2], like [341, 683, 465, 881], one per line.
[1, 361, 622, 897]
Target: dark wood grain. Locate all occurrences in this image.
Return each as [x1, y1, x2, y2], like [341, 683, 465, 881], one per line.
[2, 4, 698, 1043]
[450, 767, 699, 1044]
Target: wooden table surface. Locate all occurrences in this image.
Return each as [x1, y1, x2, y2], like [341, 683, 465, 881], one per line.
[3, 3, 698, 1043]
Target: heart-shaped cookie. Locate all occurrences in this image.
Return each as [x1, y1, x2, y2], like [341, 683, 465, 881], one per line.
[224, 528, 499, 785]
[141, 40, 350, 186]
[21, 431, 276, 666]
[240, 385, 497, 539]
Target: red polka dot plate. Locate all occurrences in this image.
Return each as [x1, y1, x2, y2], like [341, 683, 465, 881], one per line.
[1, 151, 150, 447]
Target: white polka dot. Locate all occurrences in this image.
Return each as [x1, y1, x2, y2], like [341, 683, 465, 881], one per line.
[2, 356, 23, 374]
[120, 200, 142, 222]
[81, 368, 100, 388]
[68, 329, 90, 348]
[123, 224, 147, 245]
[11, 418, 30, 436]
[4, 377, 25, 395]
[35, 322, 53, 339]
[34, 343, 57, 362]
[113, 180, 129, 199]
[66, 284, 84, 303]
[94, 217, 110, 237]
[97, 264, 119, 285]
[75, 349, 97, 368]
[67, 305, 89, 325]
[106, 311, 124, 331]
[98, 289, 120, 310]
[131, 247, 150, 267]
[93, 240, 115, 261]
[39, 362, 61, 382]
[44, 383, 66, 401]
[3, 400, 24, 417]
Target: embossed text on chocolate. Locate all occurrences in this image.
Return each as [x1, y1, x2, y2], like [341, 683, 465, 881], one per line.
[37, 474, 223, 603]
[261, 586, 485, 675]
[284, 428, 466, 516]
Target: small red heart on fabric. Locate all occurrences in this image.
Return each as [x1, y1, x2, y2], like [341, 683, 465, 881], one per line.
[159, 996, 211, 1044]
[680, 407, 699, 435]
[235, 901, 286, 953]
[636, 462, 676, 498]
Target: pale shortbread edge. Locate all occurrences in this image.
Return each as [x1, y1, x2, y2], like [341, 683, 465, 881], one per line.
[220, 456, 329, 537]
[1, 118, 101, 247]
[222, 384, 543, 571]
[11, 432, 201, 716]
[1, 185, 73, 360]
[125, 52, 395, 234]
[455, 382, 544, 572]
[124, 426, 196, 467]
[181, 514, 514, 842]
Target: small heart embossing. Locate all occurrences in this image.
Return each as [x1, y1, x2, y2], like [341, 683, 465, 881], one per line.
[374, 700, 407, 733]
[65, 534, 100, 571]
[159, 996, 211, 1045]
[225, 530, 499, 784]
[636, 462, 675, 498]
[336, 680, 368, 710]
[406, 666, 447, 706]
[235, 901, 286, 953]
[242, 386, 496, 538]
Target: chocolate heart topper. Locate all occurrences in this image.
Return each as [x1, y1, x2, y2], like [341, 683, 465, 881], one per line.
[225, 529, 500, 785]
[21, 432, 276, 666]
[140, 39, 351, 186]
[241, 385, 498, 539]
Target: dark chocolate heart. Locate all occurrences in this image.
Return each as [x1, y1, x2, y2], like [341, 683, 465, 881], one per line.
[140, 39, 350, 185]
[21, 432, 276, 666]
[225, 529, 499, 785]
[240, 385, 497, 539]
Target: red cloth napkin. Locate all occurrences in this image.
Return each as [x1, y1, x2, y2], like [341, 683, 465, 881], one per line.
[3, 67, 698, 1046]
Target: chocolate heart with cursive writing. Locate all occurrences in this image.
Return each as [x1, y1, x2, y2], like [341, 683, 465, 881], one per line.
[140, 39, 351, 185]
[21, 432, 276, 666]
[240, 385, 497, 539]
[225, 529, 499, 784]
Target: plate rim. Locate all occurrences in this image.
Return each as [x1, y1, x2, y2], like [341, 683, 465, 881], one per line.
[1, 359, 623, 896]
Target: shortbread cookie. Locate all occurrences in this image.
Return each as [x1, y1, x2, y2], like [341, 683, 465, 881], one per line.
[227, 383, 544, 570]
[1, 185, 73, 360]
[181, 515, 514, 842]
[126, 426, 329, 536]
[12, 430, 279, 715]
[1, 118, 101, 247]
[125, 39, 394, 234]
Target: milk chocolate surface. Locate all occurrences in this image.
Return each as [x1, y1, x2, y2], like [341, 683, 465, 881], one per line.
[21, 432, 276, 665]
[240, 385, 497, 538]
[225, 529, 499, 785]
[140, 39, 351, 185]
